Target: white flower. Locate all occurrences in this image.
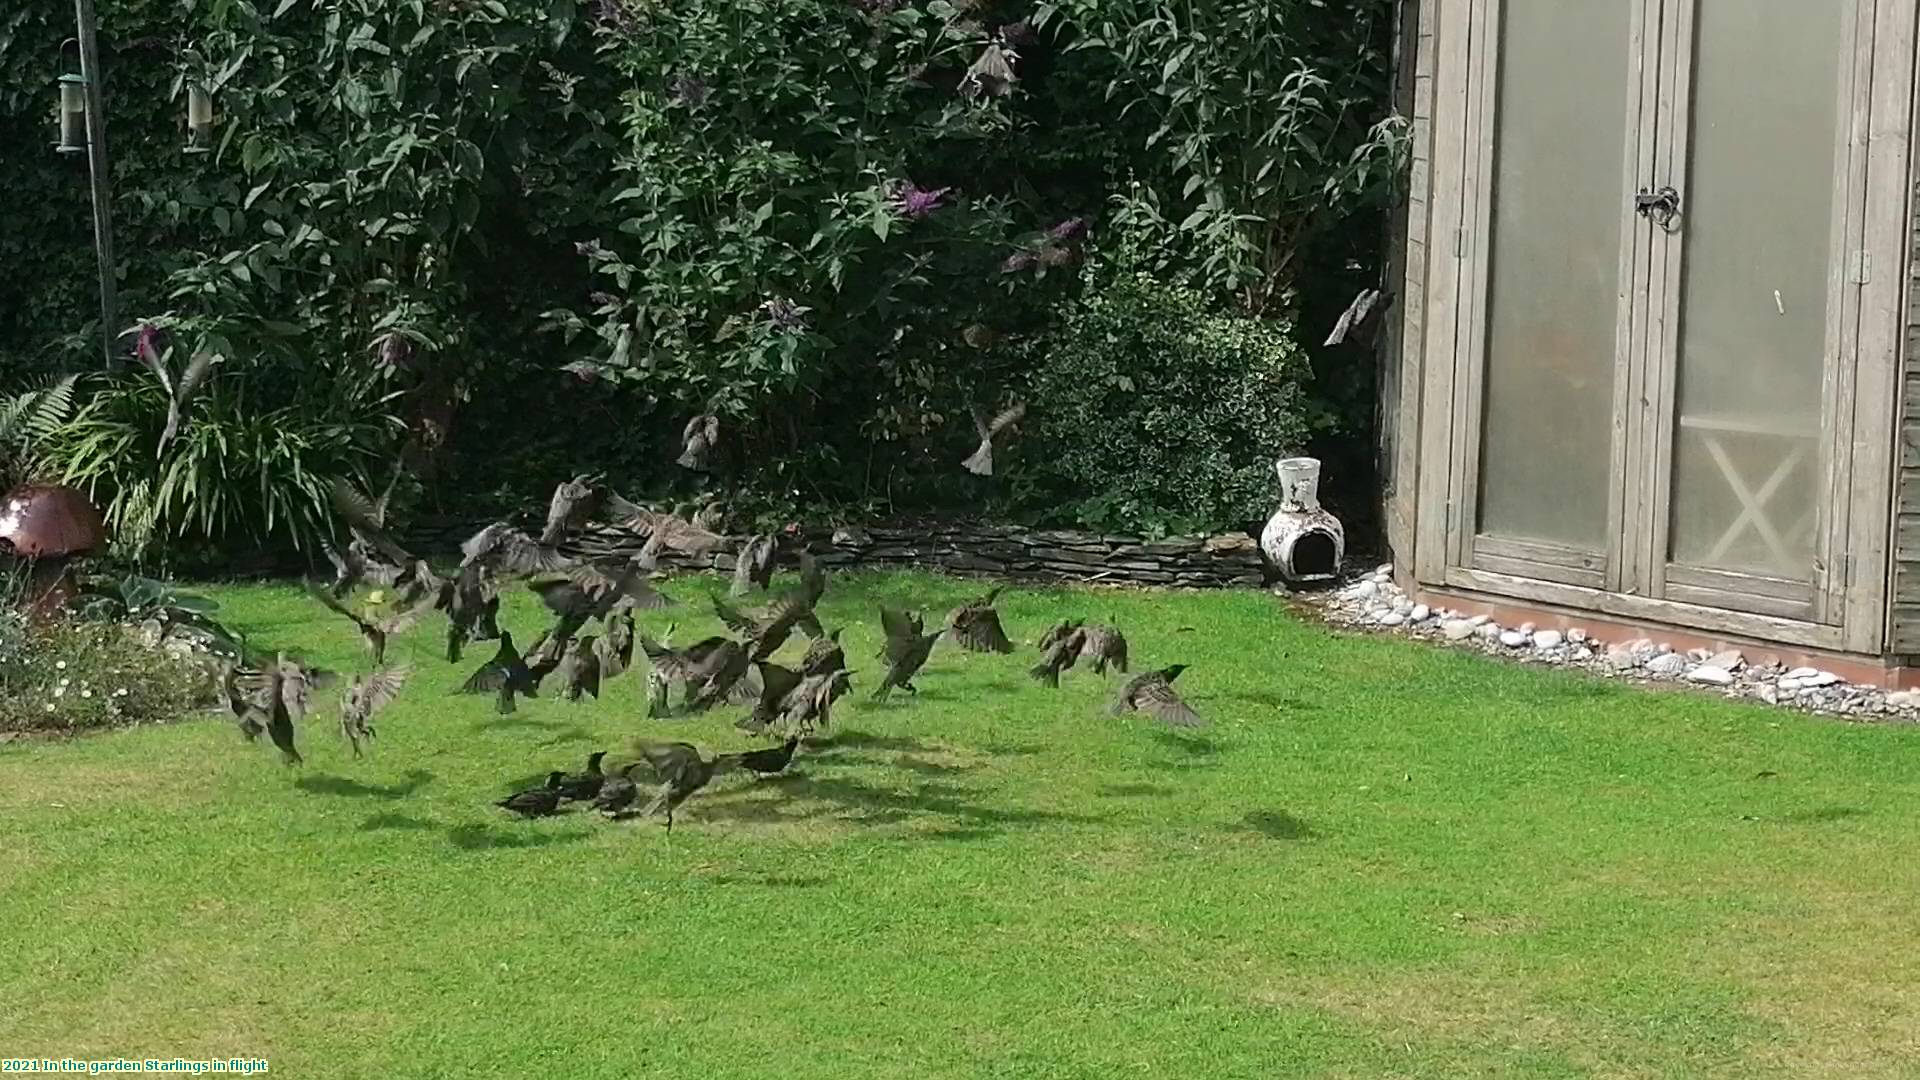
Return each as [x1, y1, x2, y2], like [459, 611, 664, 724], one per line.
[54, 660, 66, 670]
[115, 687, 129, 697]
[59, 677, 70, 687]
[44, 703, 54, 713]
[79, 689, 91, 699]
[53, 686, 65, 698]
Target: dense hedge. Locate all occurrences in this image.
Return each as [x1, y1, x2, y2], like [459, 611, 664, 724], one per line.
[0, 0, 1401, 556]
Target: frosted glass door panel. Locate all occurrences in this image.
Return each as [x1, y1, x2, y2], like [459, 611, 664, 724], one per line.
[1666, 0, 1843, 580]
[1475, 0, 1633, 549]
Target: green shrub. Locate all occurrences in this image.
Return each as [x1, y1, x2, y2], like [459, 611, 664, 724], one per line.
[1025, 272, 1306, 536]
[0, 613, 217, 735]
[50, 371, 397, 561]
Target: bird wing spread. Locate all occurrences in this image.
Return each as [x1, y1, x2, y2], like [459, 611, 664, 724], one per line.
[359, 666, 411, 716]
[1137, 678, 1205, 728]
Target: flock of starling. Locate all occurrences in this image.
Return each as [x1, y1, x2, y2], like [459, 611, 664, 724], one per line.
[218, 452, 1205, 833]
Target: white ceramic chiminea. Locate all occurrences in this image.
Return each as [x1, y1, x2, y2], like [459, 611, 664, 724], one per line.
[1260, 457, 1344, 586]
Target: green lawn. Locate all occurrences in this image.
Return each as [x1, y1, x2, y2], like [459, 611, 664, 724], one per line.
[3, 571, 1919, 1078]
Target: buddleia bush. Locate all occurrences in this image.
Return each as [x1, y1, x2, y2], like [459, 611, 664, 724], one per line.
[1025, 271, 1306, 536]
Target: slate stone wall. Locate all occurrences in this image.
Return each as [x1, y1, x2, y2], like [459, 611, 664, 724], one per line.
[404, 519, 1270, 589]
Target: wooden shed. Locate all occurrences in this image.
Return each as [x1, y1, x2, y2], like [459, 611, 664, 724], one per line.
[1382, 0, 1920, 678]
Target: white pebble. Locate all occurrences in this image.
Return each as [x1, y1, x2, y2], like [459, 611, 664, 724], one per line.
[1409, 604, 1431, 622]
[1687, 666, 1735, 686]
[1566, 628, 1587, 645]
[1531, 630, 1564, 650]
[1499, 630, 1527, 648]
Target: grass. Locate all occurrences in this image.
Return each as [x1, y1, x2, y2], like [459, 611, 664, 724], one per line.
[3, 570, 1920, 1078]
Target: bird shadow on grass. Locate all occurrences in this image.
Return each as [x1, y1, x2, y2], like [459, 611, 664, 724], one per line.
[357, 812, 439, 833]
[700, 775, 1103, 837]
[296, 769, 434, 800]
[1235, 810, 1318, 841]
[1098, 783, 1175, 799]
[1220, 691, 1320, 712]
[978, 741, 1044, 758]
[472, 713, 572, 734]
[898, 755, 984, 777]
[704, 872, 830, 889]
[446, 822, 587, 851]
[807, 731, 933, 756]
[356, 812, 590, 852]
[1150, 730, 1220, 756]
[1779, 806, 1867, 825]
[529, 724, 597, 748]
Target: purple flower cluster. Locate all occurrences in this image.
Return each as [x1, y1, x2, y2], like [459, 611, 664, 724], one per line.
[851, 0, 904, 14]
[891, 181, 951, 220]
[588, 291, 617, 308]
[1049, 216, 1089, 241]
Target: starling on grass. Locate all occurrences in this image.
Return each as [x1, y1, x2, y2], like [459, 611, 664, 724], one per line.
[555, 751, 609, 801]
[497, 772, 566, 818]
[1110, 665, 1205, 729]
[947, 586, 1014, 653]
[632, 741, 735, 832]
[721, 736, 801, 778]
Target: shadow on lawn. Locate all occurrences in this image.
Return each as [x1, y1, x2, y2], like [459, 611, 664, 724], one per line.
[1220, 691, 1321, 712]
[1099, 783, 1175, 799]
[296, 769, 434, 800]
[699, 774, 1102, 838]
[1151, 731, 1220, 757]
[446, 823, 585, 851]
[807, 731, 933, 756]
[705, 872, 831, 889]
[1779, 805, 1867, 825]
[357, 811, 589, 852]
[1235, 810, 1317, 841]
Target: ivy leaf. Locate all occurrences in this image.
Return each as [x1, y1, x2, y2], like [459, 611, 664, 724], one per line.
[341, 78, 372, 117]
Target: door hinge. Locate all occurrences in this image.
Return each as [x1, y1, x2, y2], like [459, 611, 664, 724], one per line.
[1851, 251, 1872, 284]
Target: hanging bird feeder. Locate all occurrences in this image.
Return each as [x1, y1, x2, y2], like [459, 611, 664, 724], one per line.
[53, 40, 87, 155]
[185, 80, 214, 153]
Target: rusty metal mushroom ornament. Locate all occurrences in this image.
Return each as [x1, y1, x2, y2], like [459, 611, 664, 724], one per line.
[0, 484, 107, 615]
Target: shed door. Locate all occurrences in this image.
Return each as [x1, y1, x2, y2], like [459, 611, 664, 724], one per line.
[1448, 0, 1647, 590]
[1448, 0, 1880, 630]
[1634, 0, 1864, 623]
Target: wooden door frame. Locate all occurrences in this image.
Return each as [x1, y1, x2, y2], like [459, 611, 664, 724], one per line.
[1437, 0, 1653, 592]
[1412, 0, 1912, 654]
[1636, 0, 1873, 626]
